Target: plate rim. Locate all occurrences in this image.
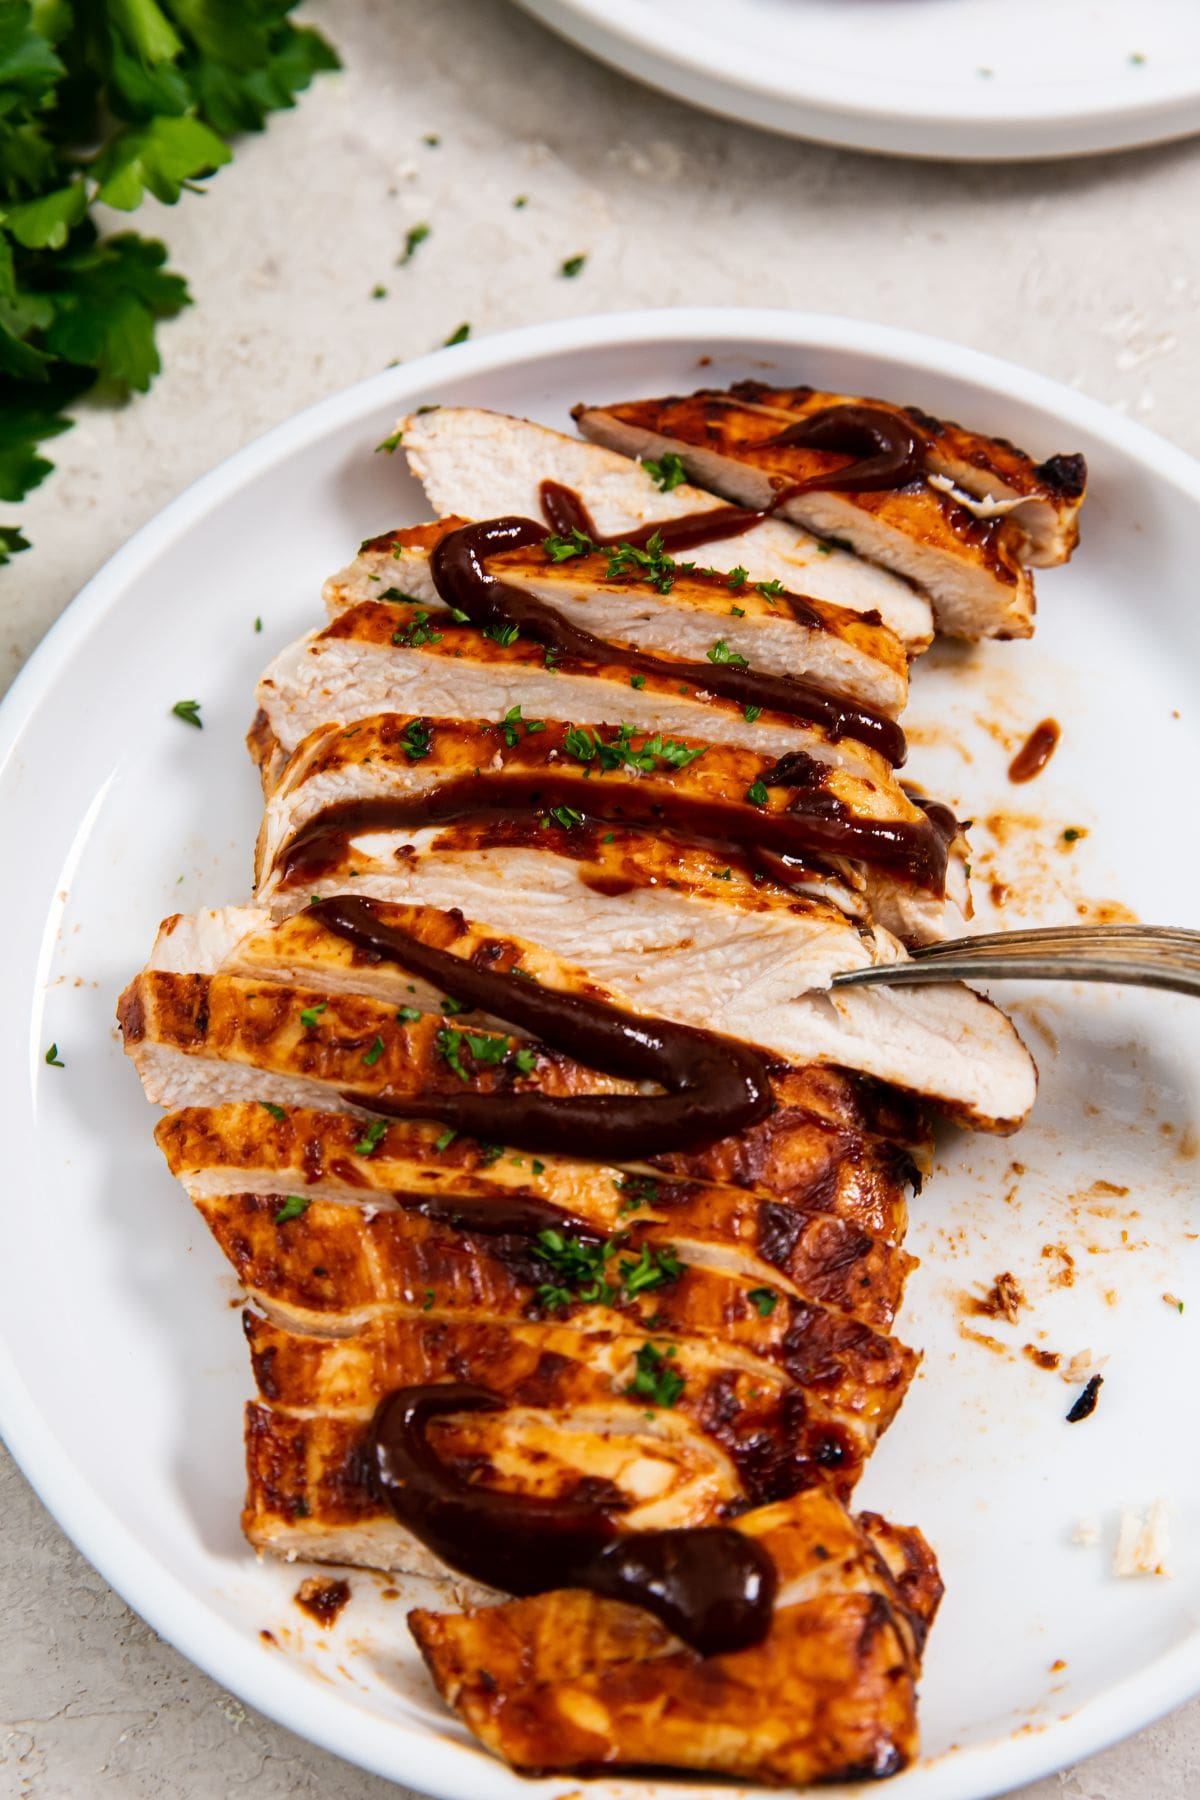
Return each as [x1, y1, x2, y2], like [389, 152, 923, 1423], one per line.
[515, 0, 1200, 159]
[4, 304, 1200, 1799]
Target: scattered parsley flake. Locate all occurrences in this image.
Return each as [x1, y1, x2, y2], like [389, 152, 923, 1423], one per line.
[371, 283, 387, 299]
[259, 1101, 286, 1121]
[444, 322, 471, 346]
[625, 1341, 685, 1408]
[560, 253, 587, 278]
[396, 1005, 422, 1023]
[391, 609, 443, 648]
[755, 579, 785, 602]
[377, 429, 404, 454]
[643, 451, 687, 493]
[423, 131, 441, 145]
[743, 704, 762, 722]
[299, 1002, 328, 1027]
[401, 718, 433, 761]
[605, 532, 675, 594]
[747, 1286, 779, 1317]
[531, 1159, 545, 1175]
[362, 1035, 386, 1066]
[434, 1127, 457, 1152]
[400, 222, 431, 265]
[549, 804, 584, 829]
[543, 528, 593, 562]
[353, 1118, 389, 1156]
[513, 194, 528, 208]
[707, 639, 748, 668]
[172, 698, 202, 728]
[484, 620, 520, 647]
[254, 616, 263, 632]
[630, 673, 646, 689]
[727, 566, 748, 589]
[513, 1046, 538, 1076]
[730, 605, 745, 617]
[44, 1043, 65, 1067]
[746, 780, 770, 807]
[422, 1288, 436, 1310]
[274, 1194, 311, 1225]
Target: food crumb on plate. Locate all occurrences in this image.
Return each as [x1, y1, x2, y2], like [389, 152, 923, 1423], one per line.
[1113, 1500, 1171, 1578]
[1072, 1517, 1101, 1547]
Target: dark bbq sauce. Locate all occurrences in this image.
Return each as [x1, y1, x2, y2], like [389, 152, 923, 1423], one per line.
[293, 1576, 351, 1628]
[309, 895, 772, 1159]
[433, 514, 906, 766]
[399, 1192, 603, 1242]
[1007, 719, 1061, 785]
[279, 776, 949, 892]
[757, 403, 927, 493]
[366, 1384, 777, 1654]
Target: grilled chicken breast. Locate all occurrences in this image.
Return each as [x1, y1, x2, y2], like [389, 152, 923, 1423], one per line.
[574, 386, 1084, 641]
[398, 406, 935, 650]
[328, 519, 910, 719]
[409, 1488, 942, 1784]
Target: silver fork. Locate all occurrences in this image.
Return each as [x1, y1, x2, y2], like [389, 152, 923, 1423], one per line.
[831, 925, 1200, 998]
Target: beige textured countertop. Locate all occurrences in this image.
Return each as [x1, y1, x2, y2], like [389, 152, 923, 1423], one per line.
[3, 2, 1200, 1793]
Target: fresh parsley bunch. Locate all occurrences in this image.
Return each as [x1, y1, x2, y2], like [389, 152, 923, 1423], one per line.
[0, 0, 339, 564]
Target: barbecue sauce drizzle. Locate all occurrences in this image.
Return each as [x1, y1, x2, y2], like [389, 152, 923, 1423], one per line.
[757, 403, 927, 492]
[309, 894, 773, 1158]
[433, 512, 907, 766]
[366, 1384, 778, 1655]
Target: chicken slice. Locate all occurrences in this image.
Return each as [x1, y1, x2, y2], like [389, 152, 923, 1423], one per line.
[243, 1305, 897, 1502]
[329, 520, 910, 720]
[253, 833, 1036, 1129]
[397, 406, 933, 650]
[573, 386, 1079, 641]
[257, 600, 898, 785]
[409, 1488, 942, 1784]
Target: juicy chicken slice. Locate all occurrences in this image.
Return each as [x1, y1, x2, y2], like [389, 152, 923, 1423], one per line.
[164, 1106, 918, 1328]
[253, 835, 1036, 1128]
[573, 386, 1083, 641]
[398, 405, 934, 650]
[409, 1488, 942, 1785]
[243, 1303, 908, 1504]
[255, 600, 899, 786]
[252, 713, 948, 908]
[329, 519, 910, 719]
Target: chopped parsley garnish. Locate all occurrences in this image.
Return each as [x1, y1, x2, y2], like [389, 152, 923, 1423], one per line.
[561, 721, 705, 774]
[563, 724, 597, 762]
[396, 1005, 422, 1023]
[755, 579, 786, 602]
[437, 1028, 510, 1081]
[274, 1194, 311, 1225]
[619, 1243, 684, 1297]
[400, 222, 430, 264]
[391, 610, 443, 648]
[543, 528, 594, 562]
[433, 1127, 457, 1152]
[615, 1173, 659, 1211]
[483, 620, 520, 647]
[353, 1118, 389, 1156]
[448, 606, 471, 623]
[602, 831, 615, 843]
[172, 699, 202, 728]
[254, 616, 263, 633]
[743, 704, 762, 722]
[531, 1159, 546, 1175]
[630, 673, 646, 689]
[605, 532, 676, 594]
[440, 997, 469, 1015]
[501, 704, 545, 746]
[298, 1002, 328, 1027]
[362, 1036, 386, 1066]
[444, 322, 470, 346]
[512, 1047, 538, 1075]
[549, 804, 584, 829]
[730, 605, 745, 617]
[477, 1143, 505, 1167]
[559, 253, 587, 278]
[625, 1342, 685, 1408]
[544, 646, 561, 671]
[535, 1229, 614, 1310]
[1062, 827, 1083, 843]
[376, 430, 403, 455]
[747, 1286, 779, 1317]
[422, 1288, 436, 1310]
[746, 780, 770, 807]
[401, 719, 433, 761]
[513, 194, 528, 208]
[44, 1043, 65, 1068]
[371, 283, 387, 299]
[707, 639, 748, 668]
[643, 451, 687, 493]
[727, 566, 749, 589]
[715, 867, 732, 880]
[259, 1101, 286, 1121]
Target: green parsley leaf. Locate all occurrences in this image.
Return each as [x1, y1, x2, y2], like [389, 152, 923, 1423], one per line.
[362, 1035, 386, 1066]
[559, 253, 587, 278]
[440, 996, 469, 1015]
[396, 1005, 422, 1023]
[619, 1243, 684, 1297]
[0, 525, 31, 566]
[727, 566, 749, 589]
[353, 1118, 389, 1156]
[730, 604, 745, 617]
[605, 533, 675, 595]
[549, 804, 584, 830]
[743, 704, 762, 723]
[422, 1288, 436, 1310]
[513, 1046, 538, 1075]
[746, 780, 770, 807]
[259, 1101, 286, 1121]
[375, 430, 403, 453]
[747, 1286, 779, 1317]
[543, 528, 594, 562]
[172, 698, 202, 728]
[706, 640, 748, 669]
[254, 616, 262, 632]
[477, 1142, 505, 1167]
[44, 1042, 64, 1067]
[643, 451, 687, 493]
[391, 610, 443, 648]
[401, 718, 433, 760]
[483, 620, 520, 647]
[755, 579, 785, 602]
[531, 1159, 546, 1175]
[433, 1127, 457, 1152]
[625, 1341, 685, 1408]
[400, 222, 430, 265]
[444, 322, 470, 346]
[513, 194, 528, 208]
[630, 673, 646, 689]
[298, 1002, 328, 1027]
[371, 283, 387, 300]
[274, 1194, 311, 1225]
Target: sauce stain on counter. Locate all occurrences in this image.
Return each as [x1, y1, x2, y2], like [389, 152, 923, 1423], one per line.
[1008, 719, 1061, 784]
[294, 1576, 352, 1628]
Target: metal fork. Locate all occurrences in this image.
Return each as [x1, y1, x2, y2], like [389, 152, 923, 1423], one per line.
[831, 925, 1200, 998]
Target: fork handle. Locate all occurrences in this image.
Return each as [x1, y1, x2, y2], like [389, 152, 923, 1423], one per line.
[831, 957, 1200, 997]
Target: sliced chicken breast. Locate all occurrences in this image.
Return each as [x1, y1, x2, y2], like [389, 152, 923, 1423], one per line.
[409, 1488, 941, 1784]
[397, 406, 934, 650]
[574, 389, 1060, 641]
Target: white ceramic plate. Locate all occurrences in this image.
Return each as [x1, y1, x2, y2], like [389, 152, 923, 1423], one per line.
[516, 0, 1200, 159]
[3, 308, 1200, 1800]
